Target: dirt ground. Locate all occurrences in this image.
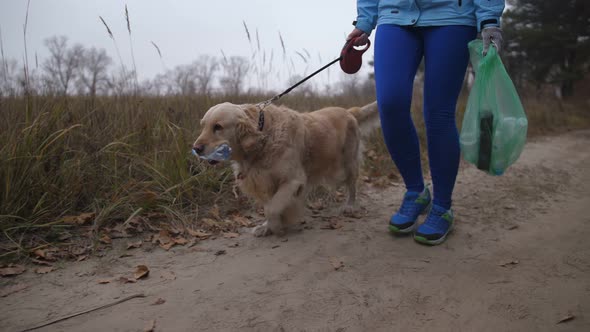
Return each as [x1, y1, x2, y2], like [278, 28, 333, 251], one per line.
[1, 130, 589, 332]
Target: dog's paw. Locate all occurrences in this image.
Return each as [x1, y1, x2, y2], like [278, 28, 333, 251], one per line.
[252, 221, 272, 237]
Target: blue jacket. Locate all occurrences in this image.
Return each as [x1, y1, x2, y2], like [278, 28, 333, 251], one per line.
[355, 0, 505, 34]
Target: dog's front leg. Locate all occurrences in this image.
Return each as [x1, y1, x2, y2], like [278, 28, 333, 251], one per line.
[253, 179, 305, 237]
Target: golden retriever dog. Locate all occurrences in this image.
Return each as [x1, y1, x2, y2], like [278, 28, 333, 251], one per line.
[193, 101, 379, 236]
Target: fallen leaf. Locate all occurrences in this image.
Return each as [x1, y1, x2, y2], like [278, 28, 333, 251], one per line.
[134, 265, 150, 280]
[33, 249, 47, 259]
[557, 313, 575, 324]
[127, 240, 143, 250]
[499, 260, 520, 267]
[168, 226, 183, 235]
[329, 257, 344, 271]
[144, 319, 156, 332]
[97, 279, 111, 284]
[62, 212, 95, 225]
[33, 249, 57, 261]
[173, 237, 188, 245]
[151, 298, 166, 305]
[160, 271, 176, 281]
[31, 258, 53, 266]
[0, 264, 26, 277]
[159, 242, 175, 251]
[34, 266, 55, 274]
[118, 276, 137, 283]
[321, 219, 343, 230]
[77, 255, 89, 262]
[154, 230, 176, 250]
[307, 201, 325, 211]
[154, 230, 173, 244]
[0, 283, 28, 297]
[99, 234, 112, 244]
[187, 228, 211, 239]
[232, 215, 252, 227]
[223, 232, 239, 239]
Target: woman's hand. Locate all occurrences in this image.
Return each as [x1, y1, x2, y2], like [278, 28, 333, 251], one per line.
[346, 28, 369, 46]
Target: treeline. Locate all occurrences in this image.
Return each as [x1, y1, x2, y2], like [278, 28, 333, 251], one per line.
[502, 0, 589, 98]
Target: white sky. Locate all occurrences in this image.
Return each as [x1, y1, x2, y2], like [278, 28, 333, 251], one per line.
[0, 0, 374, 91]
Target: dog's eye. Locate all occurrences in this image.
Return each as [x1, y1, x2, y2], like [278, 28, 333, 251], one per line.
[213, 124, 223, 132]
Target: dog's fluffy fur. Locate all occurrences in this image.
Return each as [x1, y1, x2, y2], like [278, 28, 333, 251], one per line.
[193, 101, 380, 236]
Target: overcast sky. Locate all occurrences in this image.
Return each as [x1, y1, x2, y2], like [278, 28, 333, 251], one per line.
[0, 0, 373, 91]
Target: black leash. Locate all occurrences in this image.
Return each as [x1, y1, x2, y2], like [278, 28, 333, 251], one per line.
[256, 56, 342, 131]
[255, 35, 371, 131]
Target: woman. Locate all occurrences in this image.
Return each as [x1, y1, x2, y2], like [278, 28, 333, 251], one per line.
[347, 0, 504, 245]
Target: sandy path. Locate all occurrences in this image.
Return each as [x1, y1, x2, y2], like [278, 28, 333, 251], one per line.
[2, 130, 590, 332]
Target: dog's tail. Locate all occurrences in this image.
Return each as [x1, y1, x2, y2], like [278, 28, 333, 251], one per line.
[348, 101, 380, 137]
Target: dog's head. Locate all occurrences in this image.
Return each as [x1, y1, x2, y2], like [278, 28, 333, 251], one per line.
[193, 102, 264, 164]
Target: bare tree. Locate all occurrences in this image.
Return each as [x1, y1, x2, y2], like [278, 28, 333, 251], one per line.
[193, 55, 218, 96]
[152, 72, 173, 95]
[107, 68, 135, 96]
[77, 47, 112, 98]
[41, 36, 83, 95]
[219, 56, 250, 95]
[170, 64, 197, 95]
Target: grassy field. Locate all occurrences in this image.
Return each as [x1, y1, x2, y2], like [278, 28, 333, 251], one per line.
[0, 89, 588, 260]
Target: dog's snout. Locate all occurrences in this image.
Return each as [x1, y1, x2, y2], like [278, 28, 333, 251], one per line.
[193, 144, 205, 155]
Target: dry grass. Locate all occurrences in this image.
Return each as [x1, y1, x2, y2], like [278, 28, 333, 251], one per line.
[0, 85, 588, 260]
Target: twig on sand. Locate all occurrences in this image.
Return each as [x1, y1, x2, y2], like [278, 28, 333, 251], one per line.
[18, 293, 146, 332]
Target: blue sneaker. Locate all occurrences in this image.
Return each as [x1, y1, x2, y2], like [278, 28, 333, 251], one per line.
[389, 187, 431, 234]
[414, 204, 454, 245]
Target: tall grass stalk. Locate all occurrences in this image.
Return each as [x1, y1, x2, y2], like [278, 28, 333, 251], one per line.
[151, 40, 165, 71]
[99, 16, 127, 80]
[0, 25, 8, 86]
[124, 4, 139, 93]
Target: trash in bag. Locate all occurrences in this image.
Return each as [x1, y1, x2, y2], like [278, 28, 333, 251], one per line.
[192, 143, 232, 161]
[460, 39, 528, 176]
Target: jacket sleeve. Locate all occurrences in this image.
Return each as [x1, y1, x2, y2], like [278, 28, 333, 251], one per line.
[355, 0, 379, 35]
[474, 0, 505, 31]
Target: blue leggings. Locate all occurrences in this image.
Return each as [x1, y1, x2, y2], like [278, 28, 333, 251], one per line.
[374, 25, 477, 210]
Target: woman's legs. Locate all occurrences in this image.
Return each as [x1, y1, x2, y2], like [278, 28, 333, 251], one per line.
[374, 25, 425, 193]
[421, 26, 477, 210]
[414, 25, 477, 245]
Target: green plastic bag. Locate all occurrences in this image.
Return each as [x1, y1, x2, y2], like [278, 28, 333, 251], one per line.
[460, 39, 528, 176]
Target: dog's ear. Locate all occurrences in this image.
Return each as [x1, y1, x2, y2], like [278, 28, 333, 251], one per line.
[235, 107, 263, 154]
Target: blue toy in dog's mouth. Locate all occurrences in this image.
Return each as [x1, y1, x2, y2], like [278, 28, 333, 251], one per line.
[192, 143, 231, 165]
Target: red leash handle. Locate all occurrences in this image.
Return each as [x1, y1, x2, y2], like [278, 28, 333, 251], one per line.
[340, 37, 371, 74]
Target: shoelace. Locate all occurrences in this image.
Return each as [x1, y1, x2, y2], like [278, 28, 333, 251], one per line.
[399, 194, 423, 216]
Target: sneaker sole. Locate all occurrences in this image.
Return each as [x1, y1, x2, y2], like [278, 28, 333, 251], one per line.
[389, 203, 431, 235]
[389, 223, 416, 234]
[414, 223, 454, 246]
